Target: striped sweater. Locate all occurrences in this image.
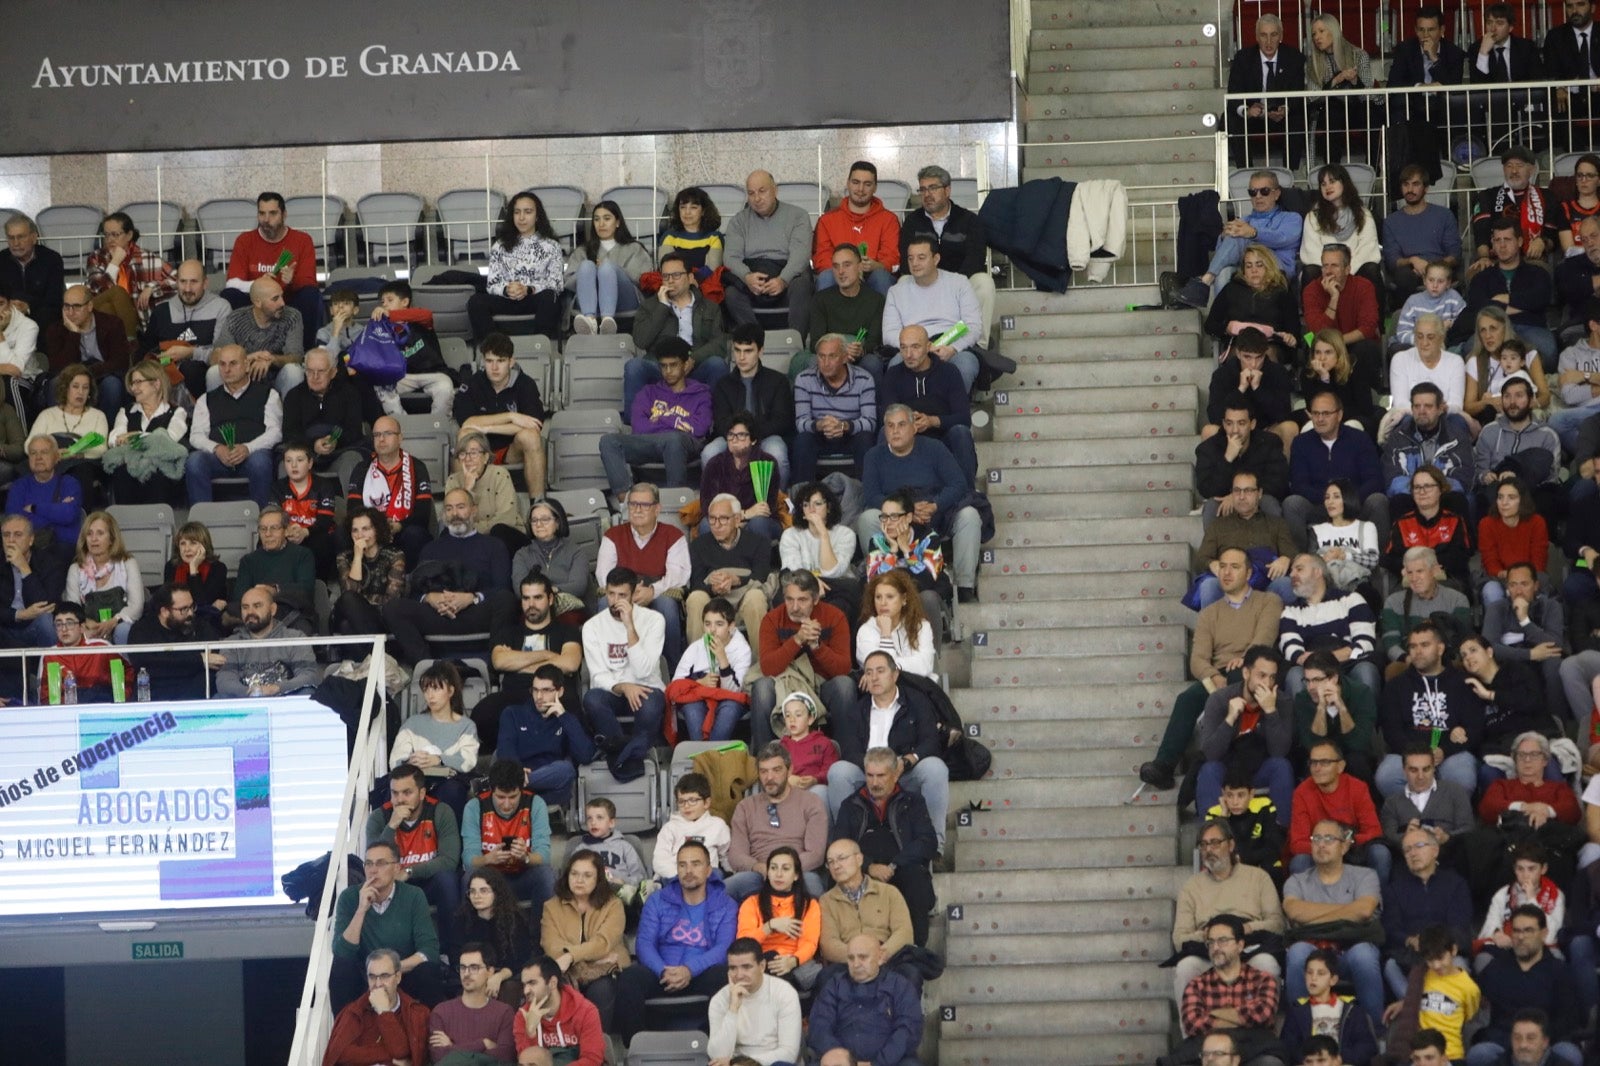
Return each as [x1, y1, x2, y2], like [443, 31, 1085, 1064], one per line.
[1278, 589, 1377, 663]
[794, 364, 877, 435]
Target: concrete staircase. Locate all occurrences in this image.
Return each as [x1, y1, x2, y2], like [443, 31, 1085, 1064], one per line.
[1022, 0, 1224, 201]
[930, 287, 1206, 1065]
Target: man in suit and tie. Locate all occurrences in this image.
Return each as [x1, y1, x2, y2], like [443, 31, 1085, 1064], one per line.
[1469, 2, 1546, 143]
[1225, 14, 1306, 169]
[1545, 0, 1600, 149]
[1387, 6, 1468, 123]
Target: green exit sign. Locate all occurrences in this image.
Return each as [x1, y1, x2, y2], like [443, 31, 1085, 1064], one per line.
[131, 941, 183, 961]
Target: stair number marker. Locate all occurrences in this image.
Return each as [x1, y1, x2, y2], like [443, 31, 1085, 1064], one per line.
[947, 904, 964, 920]
[987, 468, 1002, 483]
[941, 1006, 957, 1022]
[966, 722, 981, 737]
[980, 549, 995, 564]
[993, 391, 1009, 406]
[1000, 315, 1015, 331]
[957, 809, 973, 827]
[972, 631, 988, 647]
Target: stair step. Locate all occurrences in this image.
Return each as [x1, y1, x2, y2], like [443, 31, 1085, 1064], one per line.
[935, 866, 1184, 902]
[952, 683, 1183, 722]
[953, 833, 1174, 870]
[989, 489, 1195, 520]
[1026, 68, 1218, 95]
[1031, 25, 1222, 50]
[982, 541, 1189, 574]
[969, 622, 1186, 659]
[997, 291, 1172, 315]
[995, 359, 1211, 393]
[999, 308, 1200, 336]
[981, 746, 1157, 783]
[942, 962, 1168, 1003]
[976, 570, 1191, 603]
[1024, 161, 1216, 190]
[999, 334, 1200, 362]
[1026, 115, 1213, 143]
[988, 517, 1198, 549]
[954, 774, 1175, 809]
[961, 597, 1188, 631]
[1031, 0, 1220, 27]
[976, 719, 1174, 753]
[949, 898, 1173, 936]
[1024, 87, 1219, 121]
[940, 996, 1172, 1038]
[966, 653, 1187, 687]
[1025, 139, 1214, 168]
[982, 461, 1194, 494]
[988, 384, 1197, 413]
[1029, 45, 1217, 75]
[992, 410, 1198, 440]
[980, 437, 1200, 470]
[940, 1032, 1167, 1066]
[954, 803, 1178, 841]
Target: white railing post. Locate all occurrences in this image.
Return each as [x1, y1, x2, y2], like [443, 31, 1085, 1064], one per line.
[1011, 0, 1032, 93]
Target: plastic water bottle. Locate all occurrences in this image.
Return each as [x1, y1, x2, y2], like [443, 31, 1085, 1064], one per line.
[136, 668, 151, 703]
[63, 670, 78, 705]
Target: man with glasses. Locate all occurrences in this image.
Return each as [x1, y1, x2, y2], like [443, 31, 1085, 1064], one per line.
[1174, 171, 1301, 309]
[1174, 916, 1283, 1066]
[127, 583, 220, 702]
[1384, 166, 1464, 301]
[0, 213, 64, 327]
[726, 742, 828, 901]
[427, 942, 516, 1062]
[1474, 922, 1586, 1066]
[140, 258, 231, 399]
[628, 250, 729, 420]
[1284, 819, 1385, 1026]
[282, 346, 365, 470]
[1381, 825, 1473, 997]
[697, 409, 785, 543]
[39, 601, 121, 704]
[491, 663, 595, 810]
[233, 504, 316, 623]
[452, 331, 548, 495]
[346, 414, 434, 567]
[686, 493, 772, 642]
[84, 211, 175, 339]
[816, 839, 920, 988]
[45, 283, 132, 418]
[331, 841, 444, 1011]
[1285, 387, 1386, 550]
[702, 324, 794, 490]
[1290, 742, 1390, 880]
[595, 481, 690, 667]
[1171, 824, 1284, 1004]
[323, 947, 430, 1066]
[901, 165, 994, 346]
[1193, 472, 1296, 609]
[1477, 732, 1582, 847]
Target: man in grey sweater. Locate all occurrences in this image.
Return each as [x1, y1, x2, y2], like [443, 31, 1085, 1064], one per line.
[722, 170, 814, 335]
[883, 234, 985, 393]
[216, 584, 318, 696]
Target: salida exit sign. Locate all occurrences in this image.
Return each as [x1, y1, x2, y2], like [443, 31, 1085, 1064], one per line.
[131, 941, 183, 960]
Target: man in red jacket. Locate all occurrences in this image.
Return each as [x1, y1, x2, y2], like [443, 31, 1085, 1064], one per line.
[1302, 244, 1381, 388]
[1289, 739, 1391, 882]
[322, 947, 430, 1066]
[812, 162, 902, 296]
[222, 191, 323, 349]
[513, 955, 605, 1066]
[748, 569, 858, 750]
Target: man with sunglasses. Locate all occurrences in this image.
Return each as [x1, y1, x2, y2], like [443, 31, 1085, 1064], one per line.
[725, 741, 828, 902]
[1174, 172, 1301, 309]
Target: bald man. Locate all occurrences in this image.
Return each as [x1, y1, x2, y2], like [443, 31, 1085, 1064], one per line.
[211, 276, 306, 397]
[140, 258, 234, 398]
[807, 934, 923, 1066]
[722, 169, 814, 335]
[43, 283, 132, 418]
[187, 343, 284, 506]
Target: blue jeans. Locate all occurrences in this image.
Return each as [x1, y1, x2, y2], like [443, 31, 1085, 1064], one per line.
[678, 699, 747, 742]
[1467, 1038, 1583, 1066]
[621, 357, 729, 424]
[1286, 939, 1384, 1026]
[815, 268, 894, 295]
[582, 686, 667, 768]
[1377, 750, 1478, 798]
[1551, 403, 1600, 454]
[574, 260, 641, 318]
[599, 430, 702, 498]
[887, 349, 979, 394]
[1197, 757, 1293, 824]
[185, 447, 275, 506]
[699, 434, 791, 491]
[1192, 574, 1295, 610]
[1515, 324, 1560, 373]
[828, 756, 949, 850]
[524, 759, 579, 810]
[0, 612, 59, 649]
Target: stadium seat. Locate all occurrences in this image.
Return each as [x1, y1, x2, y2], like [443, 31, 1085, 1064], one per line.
[187, 500, 259, 576]
[354, 192, 424, 268]
[547, 408, 622, 489]
[116, 200, 186, 263]
[597, 186, 669, 255]
[435, 188, 505, 263]
[1342, 162, 1378, 199]
[1554, 151, 1589, 178]
[876, 178, 913, 216]
[411, 281, 477, 342]
[948, 177, 980, 211]
[1471, 155, 1513, 190]
[526, 185, 586, 251]
[195, 198, 259, 272]
[107, 504, 175, 589]
[561, 351, 627, 410]
[392, 413, 458, 477]
[36, 204, 105, 277]
[698, 184, 747, 223]
[285, 194, 348, 271]
[777, 181, 829, 222]
[626, 1029, 708, 1066]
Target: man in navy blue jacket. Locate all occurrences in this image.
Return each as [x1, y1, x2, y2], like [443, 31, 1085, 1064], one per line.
[880, 325, 977, 486]
[809, 933, 924, 1066]
[1284, 388, 1387, 550]
[494, 664, 597, 809]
